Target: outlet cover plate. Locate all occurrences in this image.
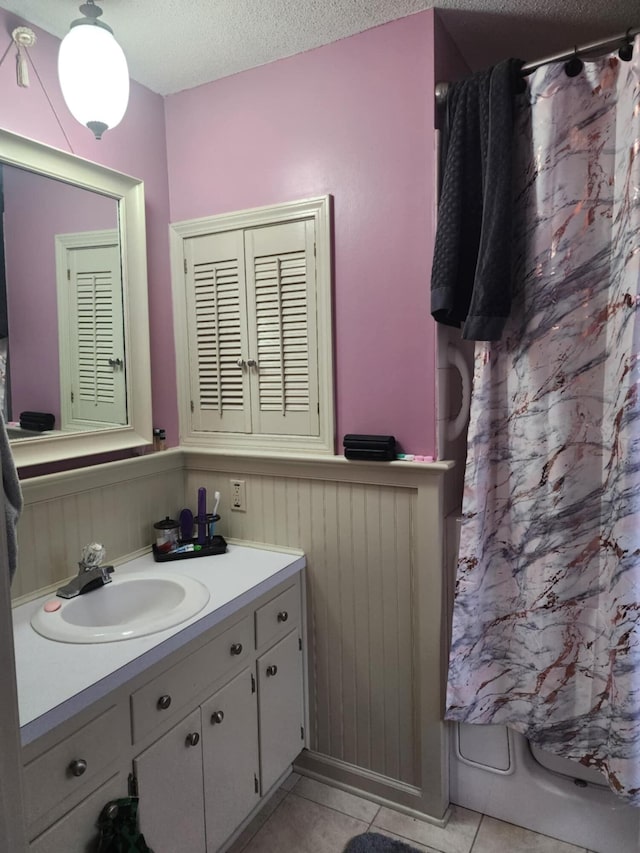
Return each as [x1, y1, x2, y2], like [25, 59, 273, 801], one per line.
[230, 479, 246, 512]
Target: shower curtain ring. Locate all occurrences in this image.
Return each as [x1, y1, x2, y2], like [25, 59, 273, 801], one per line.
[618, 29, 634, 62]
[564, 47, 583, 78]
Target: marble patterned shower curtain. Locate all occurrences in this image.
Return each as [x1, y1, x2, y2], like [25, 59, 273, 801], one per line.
[445, 38, 640, 805]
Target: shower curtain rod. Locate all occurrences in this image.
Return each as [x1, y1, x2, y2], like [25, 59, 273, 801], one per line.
[435, 25, 640, 106]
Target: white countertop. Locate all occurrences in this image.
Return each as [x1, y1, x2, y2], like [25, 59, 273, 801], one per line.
[12, 543, 305, 746]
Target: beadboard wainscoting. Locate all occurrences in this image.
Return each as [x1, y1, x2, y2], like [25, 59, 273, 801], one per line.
[12, 449, 454, 823]
[13, 450, 185, 602]
[183, 451, 455, 822]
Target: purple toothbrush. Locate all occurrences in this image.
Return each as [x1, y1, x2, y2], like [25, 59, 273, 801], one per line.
[197, 487, 207, 545]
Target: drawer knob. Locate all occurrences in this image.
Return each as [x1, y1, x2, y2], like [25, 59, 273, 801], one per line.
[68, 758, 87, 777]
[186, 732, 200, 747]
[230, 642, 243, 656]
[157, 694, 172, 710]
[211, 710, 225, 725]
[266, 664, 278, 677]
[277, 611, 289, 623]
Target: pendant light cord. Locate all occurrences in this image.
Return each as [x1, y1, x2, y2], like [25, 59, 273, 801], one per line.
[0, 34, 75, 154]
[22, 49, 75, 153]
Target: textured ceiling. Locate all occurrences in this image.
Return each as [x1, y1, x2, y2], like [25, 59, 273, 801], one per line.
[1, 0, 639, 95]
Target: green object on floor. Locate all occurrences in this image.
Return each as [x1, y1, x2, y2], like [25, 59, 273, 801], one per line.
[343, 832, 423, 852]
[96, 798, 154, 853]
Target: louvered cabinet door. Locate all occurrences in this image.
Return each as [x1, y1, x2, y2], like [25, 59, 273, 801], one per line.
[244, 220, 320, 436]
[185, 230, 252, 433]
[67, 243, 126, 426]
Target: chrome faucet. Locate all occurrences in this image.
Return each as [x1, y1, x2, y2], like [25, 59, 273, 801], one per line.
[56, 543, 115, 599]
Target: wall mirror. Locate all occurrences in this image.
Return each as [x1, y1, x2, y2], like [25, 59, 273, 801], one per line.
[0, 129, 152, 468]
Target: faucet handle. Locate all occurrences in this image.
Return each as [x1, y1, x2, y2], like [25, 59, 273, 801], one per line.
[80, 543, 106, 569]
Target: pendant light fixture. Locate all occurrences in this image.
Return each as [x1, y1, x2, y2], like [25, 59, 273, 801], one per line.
[58, 0, 129, 140]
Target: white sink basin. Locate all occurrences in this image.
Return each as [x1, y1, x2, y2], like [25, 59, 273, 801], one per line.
[30, 571, 210, 643]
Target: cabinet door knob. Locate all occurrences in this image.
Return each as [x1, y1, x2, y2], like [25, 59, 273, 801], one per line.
[186, 732, 200, 747]
[157, 694, 172, 710]
[230, 642, 243, 656]
[68, 758, 87, 777]
[211, 710, 224, 725]
[277, 610, 288, 623]
[266, 664, 278, 677]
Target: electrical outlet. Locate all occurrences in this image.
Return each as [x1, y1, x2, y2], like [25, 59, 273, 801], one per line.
[230, 479, 246, 512]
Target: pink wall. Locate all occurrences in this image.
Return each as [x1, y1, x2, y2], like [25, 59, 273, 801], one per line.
[165, 11, 439, 455]
[3, 167, 117, 422]
[0, 8, 177, 451]
[1, 6, 450, 464]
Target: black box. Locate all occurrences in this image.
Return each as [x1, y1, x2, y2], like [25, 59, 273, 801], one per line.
[19, 411, 55, 431]
[343, 434, 396, 461]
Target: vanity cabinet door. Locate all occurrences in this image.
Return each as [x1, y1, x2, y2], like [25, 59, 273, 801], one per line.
[134, 708, 206, 853]
[201, 668, 260, 852]
[257, 630, 305, 792]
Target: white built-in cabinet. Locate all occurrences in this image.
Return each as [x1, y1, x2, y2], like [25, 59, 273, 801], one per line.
[23, 573, 306, 853]
[170, 196, 334, 456]
[183, 220, 318, 438]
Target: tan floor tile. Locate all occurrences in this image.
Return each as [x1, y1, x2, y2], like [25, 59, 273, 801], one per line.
[225, 788, 287, 852]
[373, 804, 481, 853]
[241, 792, 369, 853]
[471, 816, 587, 853]
[293, 776, 380, 822]
[373, 827, 444, 852]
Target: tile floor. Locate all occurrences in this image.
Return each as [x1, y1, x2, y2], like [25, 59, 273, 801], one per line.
[228, 774, 597, 853]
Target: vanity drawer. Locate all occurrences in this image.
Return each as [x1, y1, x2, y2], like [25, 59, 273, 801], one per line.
[29, 773, 127, 852]
[131, 613, 253, 744]
[23, 705, 124, 829]
[255, 583, 300, 650]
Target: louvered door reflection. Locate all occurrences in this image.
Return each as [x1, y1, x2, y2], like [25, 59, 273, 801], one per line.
[67, 243, 126, 425]
[244, 220, 319, 436]
[185, 230, 251, 432]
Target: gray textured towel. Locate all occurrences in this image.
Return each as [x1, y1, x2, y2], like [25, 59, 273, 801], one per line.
[0, 413, 22, 582]
[343, 832, 422, 852]
[431, 58, 523, 341]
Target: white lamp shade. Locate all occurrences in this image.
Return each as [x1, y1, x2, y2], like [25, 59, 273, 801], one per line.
[58, 23, 129, 136]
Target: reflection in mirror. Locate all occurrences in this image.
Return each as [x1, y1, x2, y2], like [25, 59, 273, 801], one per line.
[0, 129, 152, 468]
[1, 165, 125, 437]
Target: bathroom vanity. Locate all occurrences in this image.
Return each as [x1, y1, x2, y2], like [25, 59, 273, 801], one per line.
[13, 544, 307, 852]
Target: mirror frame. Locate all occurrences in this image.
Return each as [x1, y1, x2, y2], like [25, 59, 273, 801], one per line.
[0, 129, 152, 467]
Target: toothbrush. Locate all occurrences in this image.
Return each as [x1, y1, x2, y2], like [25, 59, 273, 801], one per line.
[197, 487, 207, 545]
[209, 491, 221, 540]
